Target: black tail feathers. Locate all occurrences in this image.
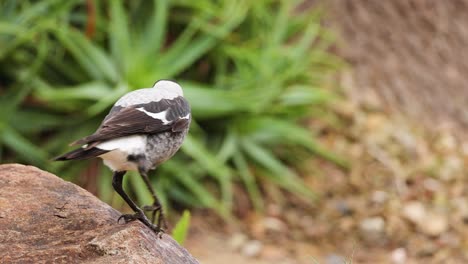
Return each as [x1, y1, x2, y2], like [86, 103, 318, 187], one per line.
[53, 147, 109, 161]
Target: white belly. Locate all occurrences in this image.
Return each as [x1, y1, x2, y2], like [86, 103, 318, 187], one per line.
[97, 135, 147, 171]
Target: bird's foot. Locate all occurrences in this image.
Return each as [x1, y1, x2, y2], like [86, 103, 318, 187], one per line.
[118, 212, 142, 223]
[142, 204, 167, 229]
[142, 204, 161, 213]
[118, 211, 165, 237]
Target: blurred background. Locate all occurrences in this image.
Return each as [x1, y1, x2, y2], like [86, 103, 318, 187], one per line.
[1, 0, 467, 263]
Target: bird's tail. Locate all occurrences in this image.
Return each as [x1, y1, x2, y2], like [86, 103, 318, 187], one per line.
[53, 147, 109, 161]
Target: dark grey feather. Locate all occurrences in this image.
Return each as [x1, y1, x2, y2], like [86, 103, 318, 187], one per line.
[72, 96, 191, 145]
[53, 147, 109, 161]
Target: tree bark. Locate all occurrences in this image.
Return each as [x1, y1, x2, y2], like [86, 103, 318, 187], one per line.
[0, 164, 199, 264]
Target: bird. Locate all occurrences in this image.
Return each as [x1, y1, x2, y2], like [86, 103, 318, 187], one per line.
[54, 80, 191, 234]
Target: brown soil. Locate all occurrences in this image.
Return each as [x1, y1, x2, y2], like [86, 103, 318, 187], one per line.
[185, 96, 468, 263]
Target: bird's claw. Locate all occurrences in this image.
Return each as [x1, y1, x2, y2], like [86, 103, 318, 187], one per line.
[117, 211, 165, 237]
[117, 212, 143, 224]
[151, 225, 165, 238]
[142, 203, 167, 229]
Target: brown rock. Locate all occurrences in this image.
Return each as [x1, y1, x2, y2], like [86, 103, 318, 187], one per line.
[0, 164, 199, 264]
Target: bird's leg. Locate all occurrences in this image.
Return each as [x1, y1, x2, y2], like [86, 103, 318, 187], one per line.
[111, 171, 162, 234]
[139, 168, 167, 230]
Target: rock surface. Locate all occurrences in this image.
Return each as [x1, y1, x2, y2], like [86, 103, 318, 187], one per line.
[0, 164, 199, 264]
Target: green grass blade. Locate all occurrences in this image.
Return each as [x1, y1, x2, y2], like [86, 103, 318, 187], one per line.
[241, 138, 316, 200]
[109, 0, 131, 76]
[164, 161, 225, 215]
[240, 117, 348, 169]
[279, 85, 332, 107]
[171, 210, 191, 245]
[139, 0, 169, 54]
[87, 83, 128, 116]
[2, 127, 47, 165]
[182, 82, 245, 118]
[12, 110, 64, 133]
[0, 84, 32, 120]
[34, 81, 113, 101]
[54, 28, 114, 81]
[216, 129, 237, 163]
[128, 171, 153, 206]
[269, 0, 292, 47]
[232, 152, 264, 211]
[182, 135, 233, 209]
[159, 2, 247, 77]
[67, 29, 118, 82]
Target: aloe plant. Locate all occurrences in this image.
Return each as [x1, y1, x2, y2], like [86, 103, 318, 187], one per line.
[0, 0, 346, 216]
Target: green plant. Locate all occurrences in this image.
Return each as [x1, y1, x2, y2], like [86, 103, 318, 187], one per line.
[0, 0, 346, 216]
[171, 210, 191, 245]
[0, 0, 78, 165]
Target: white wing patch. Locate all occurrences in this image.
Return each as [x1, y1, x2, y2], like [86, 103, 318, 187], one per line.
[97, 135, 147, 151]
[97, 135, 147, 171]
[136, 108, 171, 125]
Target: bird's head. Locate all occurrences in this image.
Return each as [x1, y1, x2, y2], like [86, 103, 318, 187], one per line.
[153, 80, 184, 96]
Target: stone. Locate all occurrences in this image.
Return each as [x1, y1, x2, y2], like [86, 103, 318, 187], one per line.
[390, 248, 407, 264]
[440, 155, 463, 181]
[325, 254, 345, 264]
[228, 232, 248, 251]
[402, 201, 426, 224]
[0, 164, 199, 264]
[360, 216, 385, 233]
[241, 240, 263, 258]
[263, 217, 287, 233]
[359, 216, 386, 245]
[371, 190, 389, 204]
[418, 212, 448, 237]
[423, 178, 441, 192]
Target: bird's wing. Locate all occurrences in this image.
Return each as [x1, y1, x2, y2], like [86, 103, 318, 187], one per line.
[72, 96, 190, 146]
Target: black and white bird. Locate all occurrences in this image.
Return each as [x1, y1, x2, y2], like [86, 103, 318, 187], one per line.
[54, 80, 191, 233]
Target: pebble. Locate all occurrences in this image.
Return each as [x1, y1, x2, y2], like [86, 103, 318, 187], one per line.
[452, 197, 468, 219]
[402, 201, 426, 224]
[438, 232, 461, 248]
[228, 232, 248, 251]
[241, 240, 263, 258]
[423, 178, 441, 192]
[267, 204, 282, 217]
[372, 190, 389, 204]
[436, 132, 457, 152]
[391, 248, 407, 264]
[360, 216, 385, 233]
[419, 212, 448, 237]
[360, 216, 386, 244]
[440, 155, 463, 181]
[263, 217, 287, 233]
[402, 201, 448, 236]
[326, 254, 346, 264]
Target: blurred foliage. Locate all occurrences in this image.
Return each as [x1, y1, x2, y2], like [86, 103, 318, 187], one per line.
[171, 210, 191, 245]
[0, 0, 345, 216]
